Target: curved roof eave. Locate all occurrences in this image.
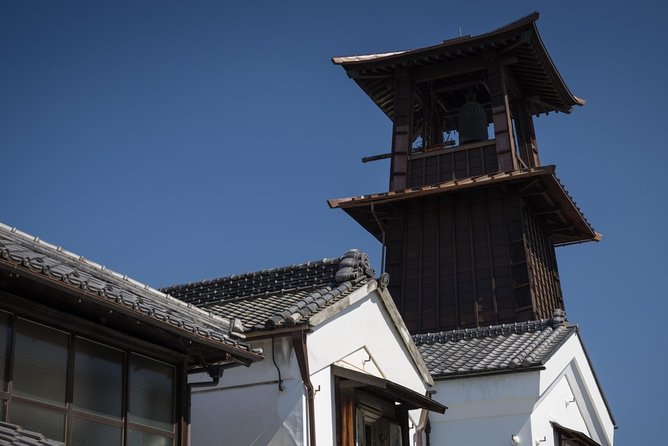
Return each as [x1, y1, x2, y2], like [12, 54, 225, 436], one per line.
[332, 12, 584, 116]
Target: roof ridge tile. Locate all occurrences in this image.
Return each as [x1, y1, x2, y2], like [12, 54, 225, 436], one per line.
[414, 310, 576, 378]
[0, 224, 258, 358]
[164, 249, 375, 332]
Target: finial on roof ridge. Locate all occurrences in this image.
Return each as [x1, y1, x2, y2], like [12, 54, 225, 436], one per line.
[550, 308, 567, 327]
[334, 249, 375, 283]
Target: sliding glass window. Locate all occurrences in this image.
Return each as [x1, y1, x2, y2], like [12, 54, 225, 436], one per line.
[0, 310, 177, 445]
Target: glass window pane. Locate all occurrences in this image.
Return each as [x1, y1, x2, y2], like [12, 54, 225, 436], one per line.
[128, 354, 174, 432]
[13, 319, 68, 405]
[0, 311, 11, 391]
[73, 338, 123, 419]
[389, 422, 402, 446]
[128, 429, 173, 446]
[71, 417, 122, 446]
[7, 400, 65, 441]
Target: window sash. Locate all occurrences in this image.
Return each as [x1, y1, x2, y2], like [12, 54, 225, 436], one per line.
[0, 311, 178, 445]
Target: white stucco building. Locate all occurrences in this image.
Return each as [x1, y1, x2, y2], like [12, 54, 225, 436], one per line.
[414, 311, 615, 446]
[163, 249, 446, 446]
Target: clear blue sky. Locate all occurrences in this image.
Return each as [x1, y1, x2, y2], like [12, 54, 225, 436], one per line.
[2, 1, 665, 443]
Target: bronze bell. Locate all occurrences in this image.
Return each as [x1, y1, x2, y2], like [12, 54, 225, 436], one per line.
[458, 92, 488, 144]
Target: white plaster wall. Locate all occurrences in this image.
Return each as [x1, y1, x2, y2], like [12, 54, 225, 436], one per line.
[191, 284, 435, 446]
[428, 372, 539, 446]
[308, 284, 428, 396]
[426, 333, 615, 446]
[530, 375, 589, 446]
[532, 334, 615, 446]
[307, 283, 430, 438]
[190, 337, 307, 446]
[311, 365, 336, 445]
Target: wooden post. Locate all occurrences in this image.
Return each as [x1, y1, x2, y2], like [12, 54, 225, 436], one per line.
[339, 386, 355, 446]
[524, 103, 540, 166]
[398, 407, 410, 446]
[487, 60, 517, 172]
[179, 362, 190, 446]
[513, 100, 539, 168]
[390, 71, 414, 191]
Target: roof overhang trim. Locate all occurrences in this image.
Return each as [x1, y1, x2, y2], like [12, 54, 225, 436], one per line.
[332, 12, 583, 117]
[332, 365, 446, 413]
[551, 422, 602, 446]
[0, 224, 264, 365]
[0, 260, 263, 365]
[432, 365, 546, 381]
[328, 166, 597, 245]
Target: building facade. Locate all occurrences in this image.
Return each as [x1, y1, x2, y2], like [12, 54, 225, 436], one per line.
[0, 223, 262, 445]
[164, 250, 445, 446]
[330, 12, 615, 446]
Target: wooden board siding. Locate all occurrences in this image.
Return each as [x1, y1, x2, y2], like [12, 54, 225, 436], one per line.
[408, 143, 498, 188]
[523, 206, 564, 320]
[385, 187, 563, 333]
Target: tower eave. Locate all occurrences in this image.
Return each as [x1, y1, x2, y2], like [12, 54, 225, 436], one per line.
[332, 12, 582, 118]
[328, 166, 597, 246]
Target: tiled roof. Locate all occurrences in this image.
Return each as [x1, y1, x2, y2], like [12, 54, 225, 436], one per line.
[413, 309, 575, 379]
[329, 166, 599, 246]
[333, 13, 583, 117]
[162, 249, 375, 331]
[0, 223, 261, 361]
[0, 421, 63, 446]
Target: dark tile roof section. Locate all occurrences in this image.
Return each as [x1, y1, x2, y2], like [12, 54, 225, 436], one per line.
[413, 309, 575, 379]
[162, 249, 375, 331]
[0, 421, 63, 446]
[0, 224, 257, 356]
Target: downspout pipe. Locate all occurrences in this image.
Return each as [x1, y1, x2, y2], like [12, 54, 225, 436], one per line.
[185, 363, 233, 445]
[292, 330, 316, 446]
[188, 364, 226, 389]
[370, 202, 386, 275]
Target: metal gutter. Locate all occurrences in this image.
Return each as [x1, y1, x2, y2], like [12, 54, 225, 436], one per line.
[292, 330, 316, 446]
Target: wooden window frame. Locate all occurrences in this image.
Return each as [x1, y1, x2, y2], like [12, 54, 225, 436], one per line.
[336, 378, 409, 446]
[0, 307, 185, 445]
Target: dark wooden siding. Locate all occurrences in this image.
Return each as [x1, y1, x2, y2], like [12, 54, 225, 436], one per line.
[523, 206, 563, 320]
[385, 187, 563, 333]
[408, 143, 498, 188]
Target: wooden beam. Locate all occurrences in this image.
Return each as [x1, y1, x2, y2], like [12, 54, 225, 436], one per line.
[390, 71, 414, 191]
[413, 56, 488, 83]
[339, 385, 355, 446]
[488, 58, 517, 171]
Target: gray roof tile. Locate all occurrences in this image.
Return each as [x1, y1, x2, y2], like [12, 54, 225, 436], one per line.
[162, 249, 375, 331]
[413, 309, 575, 378]
[0, 223, 259, 359]
[0, 421, 63, 446]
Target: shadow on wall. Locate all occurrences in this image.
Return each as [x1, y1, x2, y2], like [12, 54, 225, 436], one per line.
[191, 378, 305, 446]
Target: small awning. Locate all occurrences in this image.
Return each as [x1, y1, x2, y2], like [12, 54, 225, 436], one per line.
[551, 422, 601, 446]
[332, 365, 446, 414]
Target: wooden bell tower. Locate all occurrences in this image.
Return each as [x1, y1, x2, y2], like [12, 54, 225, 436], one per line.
[329, 13, 600, 334]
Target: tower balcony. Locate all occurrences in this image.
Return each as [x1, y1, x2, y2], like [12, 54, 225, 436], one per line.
[407, 139, 500, 188]
[407, 135, 543, 188]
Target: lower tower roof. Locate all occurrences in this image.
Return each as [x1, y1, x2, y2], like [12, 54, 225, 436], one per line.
[329, 165, 599, 246]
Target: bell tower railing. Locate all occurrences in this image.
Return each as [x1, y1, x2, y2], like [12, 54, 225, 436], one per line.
[408, 140, 498, 188]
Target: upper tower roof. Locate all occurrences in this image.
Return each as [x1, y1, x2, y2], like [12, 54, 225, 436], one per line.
[332, 12, 583, 119]
[330, 14, 599, 330]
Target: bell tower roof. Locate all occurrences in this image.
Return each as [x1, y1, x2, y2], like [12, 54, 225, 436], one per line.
[332, 12, 584, 119]
[329, 13, 598, 332]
